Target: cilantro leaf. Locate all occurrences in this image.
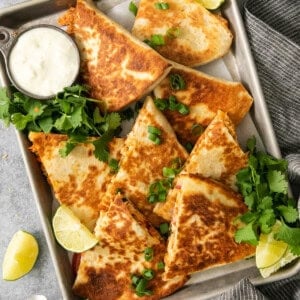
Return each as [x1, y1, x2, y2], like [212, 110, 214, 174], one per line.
[59, 134, 87, 157]
[267, 170, 288, 194]
[93, 131, 115, 162]
[246, 136, 256, 153]
[0, 88, 11, 126]
[11, 113, 33, 130]
[276, 205, 299, 224]
[38, 117, 53, 133]
[105, 112, 121, 131]
[274, 222, 300, 247]
[234, 222, 258, 245]
[59, 142, 76, 157]
[289, 245, 300, 256]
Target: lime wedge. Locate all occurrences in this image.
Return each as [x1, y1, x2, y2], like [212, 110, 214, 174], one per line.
[259, 248, 298, 278]
[256, 222, 288, 269]
[52, 205, 98, 253]
[196, 0, 225, 10]
[2, 230, 39, 281]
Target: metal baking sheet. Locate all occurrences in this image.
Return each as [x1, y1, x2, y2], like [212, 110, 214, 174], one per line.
[0, 0, 299, 299]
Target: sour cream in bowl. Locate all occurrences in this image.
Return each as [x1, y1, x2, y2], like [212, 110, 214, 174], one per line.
[7, 25, 80, 99]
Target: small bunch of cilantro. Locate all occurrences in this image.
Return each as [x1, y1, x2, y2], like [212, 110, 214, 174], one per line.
[234, 137, 300, 255]
[0, 85, 131, 163]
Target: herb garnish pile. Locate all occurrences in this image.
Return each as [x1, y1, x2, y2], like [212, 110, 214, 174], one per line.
[234, 137, 300, 255]
[0, 85, 130, 164]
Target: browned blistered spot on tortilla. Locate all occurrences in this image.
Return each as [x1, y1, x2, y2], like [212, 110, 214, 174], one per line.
[73, 267, 123, 300]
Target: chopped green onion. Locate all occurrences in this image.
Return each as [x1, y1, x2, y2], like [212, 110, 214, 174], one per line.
[144, 247, 154, 261]
[144, 34, 165, 48]
[143, 269, 155, 280]
[168, 95, 178, 111]
[177, 103, 190, 115]
[148, 126, 162, 145]
[159, 222, 170, 235]
[154, 96, 189, 115]
[163, 167, 176, 178]
[129, 1, 138, 16]
[148, 133, 161, 145]
[132, 273, 153, 297]
[148, 125, 161, 135]
[155, 2, 169, 10]
[191, 124, 204, 136]
[170, 157, 183, 170]
[158, 191, 167, 202]
[109, 158, 119, 172]
[157, 261, 165, 270]
[131, 274, 140, 285]
[170, 74, 186, 90]
[166, 27, 181, 39]
[184, 142, 194, 153]
[154, 98, 168, 111]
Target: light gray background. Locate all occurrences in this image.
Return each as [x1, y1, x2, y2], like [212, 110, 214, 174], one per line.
[0, 1, 62, 299]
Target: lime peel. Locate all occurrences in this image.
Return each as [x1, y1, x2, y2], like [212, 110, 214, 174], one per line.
[52, 205, 98, 253]
[2, 230, 39, 281]
[196, 0, 225, 10]
[256, 221, 299, 278]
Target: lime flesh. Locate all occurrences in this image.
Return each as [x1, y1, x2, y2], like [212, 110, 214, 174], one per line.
[52, 205, 98, 253]
[197, 0, 225, 10]
[2, 230, 39, 281]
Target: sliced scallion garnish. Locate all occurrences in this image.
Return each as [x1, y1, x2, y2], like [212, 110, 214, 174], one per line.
[155, 2, 169, 10]
[170, 73, 186, 90]
[159, 222, 170, 236]
[191, 124, 204, 136]
[143, 269, 155, 280]
[144, 247, 154, 261]
[144, 34, 165, 48]
[157, 261, 165, 270]
[166, 27, 181, 39]
[129, 1, 138, 16]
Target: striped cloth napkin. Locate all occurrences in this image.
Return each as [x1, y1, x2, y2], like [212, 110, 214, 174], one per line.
[214, 0, 300, 299]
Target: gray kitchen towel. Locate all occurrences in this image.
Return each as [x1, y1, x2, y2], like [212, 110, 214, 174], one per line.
[243, 0, 300, 188]
[215, 0, 300, 299]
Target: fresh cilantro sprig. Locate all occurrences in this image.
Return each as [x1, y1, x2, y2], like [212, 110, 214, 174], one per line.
[0, 85, 122, 163]
[235, 137, 300, 255]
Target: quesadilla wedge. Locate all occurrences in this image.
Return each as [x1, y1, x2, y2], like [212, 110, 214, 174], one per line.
[154, 110, 248, 221]
[58, 0, 171, 111]
[163, 174, 255, 280]
[132, 0, 233, 66]
[28, 132, 124, 231]
[73, 196, 188, 300]
[153, 63, 253, 145]
[103, 96, 188, 226]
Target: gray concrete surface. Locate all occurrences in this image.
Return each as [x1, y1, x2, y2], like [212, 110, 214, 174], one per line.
[0, 124, 61, 300]
[0, 2, 61, 299]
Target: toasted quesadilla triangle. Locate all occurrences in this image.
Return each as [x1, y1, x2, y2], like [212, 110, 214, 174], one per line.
[132, 0, 233, 66]
[163, 174, 256, 280]
[28, 132, 124, 231]
[154, 63, 253, 144]
[183, 110, 248, 187]
[73, 196, 188, 300]
[104, 96, 188, 226]
[58, 0, 171, 112]
[154, 111, 248, 221]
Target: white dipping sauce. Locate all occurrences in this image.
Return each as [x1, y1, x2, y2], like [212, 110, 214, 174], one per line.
[9, 27, 79, 97]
